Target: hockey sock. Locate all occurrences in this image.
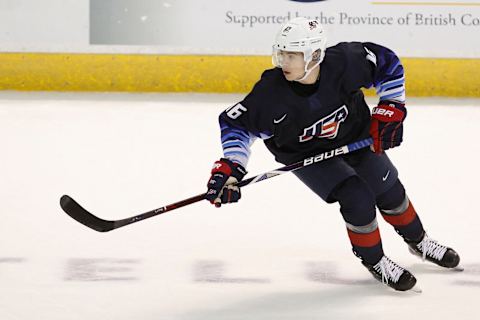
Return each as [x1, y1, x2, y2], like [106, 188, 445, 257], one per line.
[330, 176, 384, 265]
[348, 221, 384, 265]
[377, 179, 424, 242]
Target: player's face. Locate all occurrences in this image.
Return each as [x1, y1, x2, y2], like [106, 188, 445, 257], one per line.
[277, 51, 306, 81]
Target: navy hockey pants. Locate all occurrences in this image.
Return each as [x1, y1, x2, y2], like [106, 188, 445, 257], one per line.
[293, 149, 424, 264]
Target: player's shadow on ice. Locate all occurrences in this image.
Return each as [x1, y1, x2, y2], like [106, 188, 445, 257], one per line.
[179, 260, 414, 320]
[409, 262, 480, 287]
[408, 262, 479, 275]
[177, 285, 414, 320]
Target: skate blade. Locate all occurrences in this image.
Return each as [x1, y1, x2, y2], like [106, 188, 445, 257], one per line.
[410, 284, 422, 293]
[452, 266, 464, 272]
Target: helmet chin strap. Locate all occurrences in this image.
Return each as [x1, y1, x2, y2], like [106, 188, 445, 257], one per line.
[294, 60, 321, 82]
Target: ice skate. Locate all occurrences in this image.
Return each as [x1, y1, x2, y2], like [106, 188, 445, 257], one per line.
[362, 255, 420, 292]
[406, 232, 462, 270]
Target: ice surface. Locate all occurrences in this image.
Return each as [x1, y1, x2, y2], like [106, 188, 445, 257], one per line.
[0, 92, 479, 320]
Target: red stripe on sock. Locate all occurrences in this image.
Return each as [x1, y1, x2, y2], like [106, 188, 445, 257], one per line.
[347, 228, 381, 247]
[382, 201, 417, 226]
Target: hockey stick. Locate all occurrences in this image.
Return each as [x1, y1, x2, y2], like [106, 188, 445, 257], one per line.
[60, 137, 373, 232]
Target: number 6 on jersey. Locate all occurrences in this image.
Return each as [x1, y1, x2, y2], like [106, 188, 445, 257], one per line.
[226, 103, 247, 119]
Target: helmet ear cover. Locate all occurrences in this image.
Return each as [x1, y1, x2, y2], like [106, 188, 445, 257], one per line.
[311, 49, 322, 62]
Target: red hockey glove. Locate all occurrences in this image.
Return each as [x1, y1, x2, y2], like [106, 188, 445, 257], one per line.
[205, 158, 247, 207]
[369, 101, 407, 154]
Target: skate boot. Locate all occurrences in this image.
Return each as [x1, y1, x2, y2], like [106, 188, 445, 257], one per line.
[406, 231, 460, 269]
[362, 255, 418, 291]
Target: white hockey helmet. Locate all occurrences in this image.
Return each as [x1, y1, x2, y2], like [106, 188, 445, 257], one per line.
[272, 17, 327, 80]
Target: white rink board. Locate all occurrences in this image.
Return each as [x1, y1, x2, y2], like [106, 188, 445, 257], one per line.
[0, 93, 480, 320]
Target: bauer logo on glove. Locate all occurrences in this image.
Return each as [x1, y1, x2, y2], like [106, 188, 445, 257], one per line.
[369, 101, 407, 154]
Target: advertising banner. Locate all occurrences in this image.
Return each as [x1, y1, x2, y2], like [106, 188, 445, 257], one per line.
[91, 0, 480, 57]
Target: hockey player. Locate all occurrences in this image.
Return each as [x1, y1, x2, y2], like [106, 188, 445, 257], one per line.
[205, 17, 460, 291]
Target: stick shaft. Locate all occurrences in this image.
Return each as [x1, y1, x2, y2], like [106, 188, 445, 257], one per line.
[60, 137, 373, 232]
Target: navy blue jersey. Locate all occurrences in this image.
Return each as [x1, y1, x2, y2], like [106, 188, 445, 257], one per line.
[219, 42, 405, 166]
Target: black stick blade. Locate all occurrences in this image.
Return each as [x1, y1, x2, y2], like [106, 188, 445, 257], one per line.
[60, 195, 115, 232]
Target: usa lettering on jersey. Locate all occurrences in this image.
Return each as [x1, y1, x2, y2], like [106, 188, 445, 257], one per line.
[299, 105, 349, 142]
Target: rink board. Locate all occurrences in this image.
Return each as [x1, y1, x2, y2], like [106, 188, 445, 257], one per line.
[0, 53, 479, 97]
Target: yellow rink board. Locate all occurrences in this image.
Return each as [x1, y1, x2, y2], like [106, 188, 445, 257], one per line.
[0, 53, 479, 97]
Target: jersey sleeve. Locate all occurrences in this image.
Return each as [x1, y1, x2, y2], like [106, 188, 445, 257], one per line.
[363, 42, 405, 103]
[219, 116, 257, 168]
[218, 74, 275, 168]
[340, 42, 405, 103]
